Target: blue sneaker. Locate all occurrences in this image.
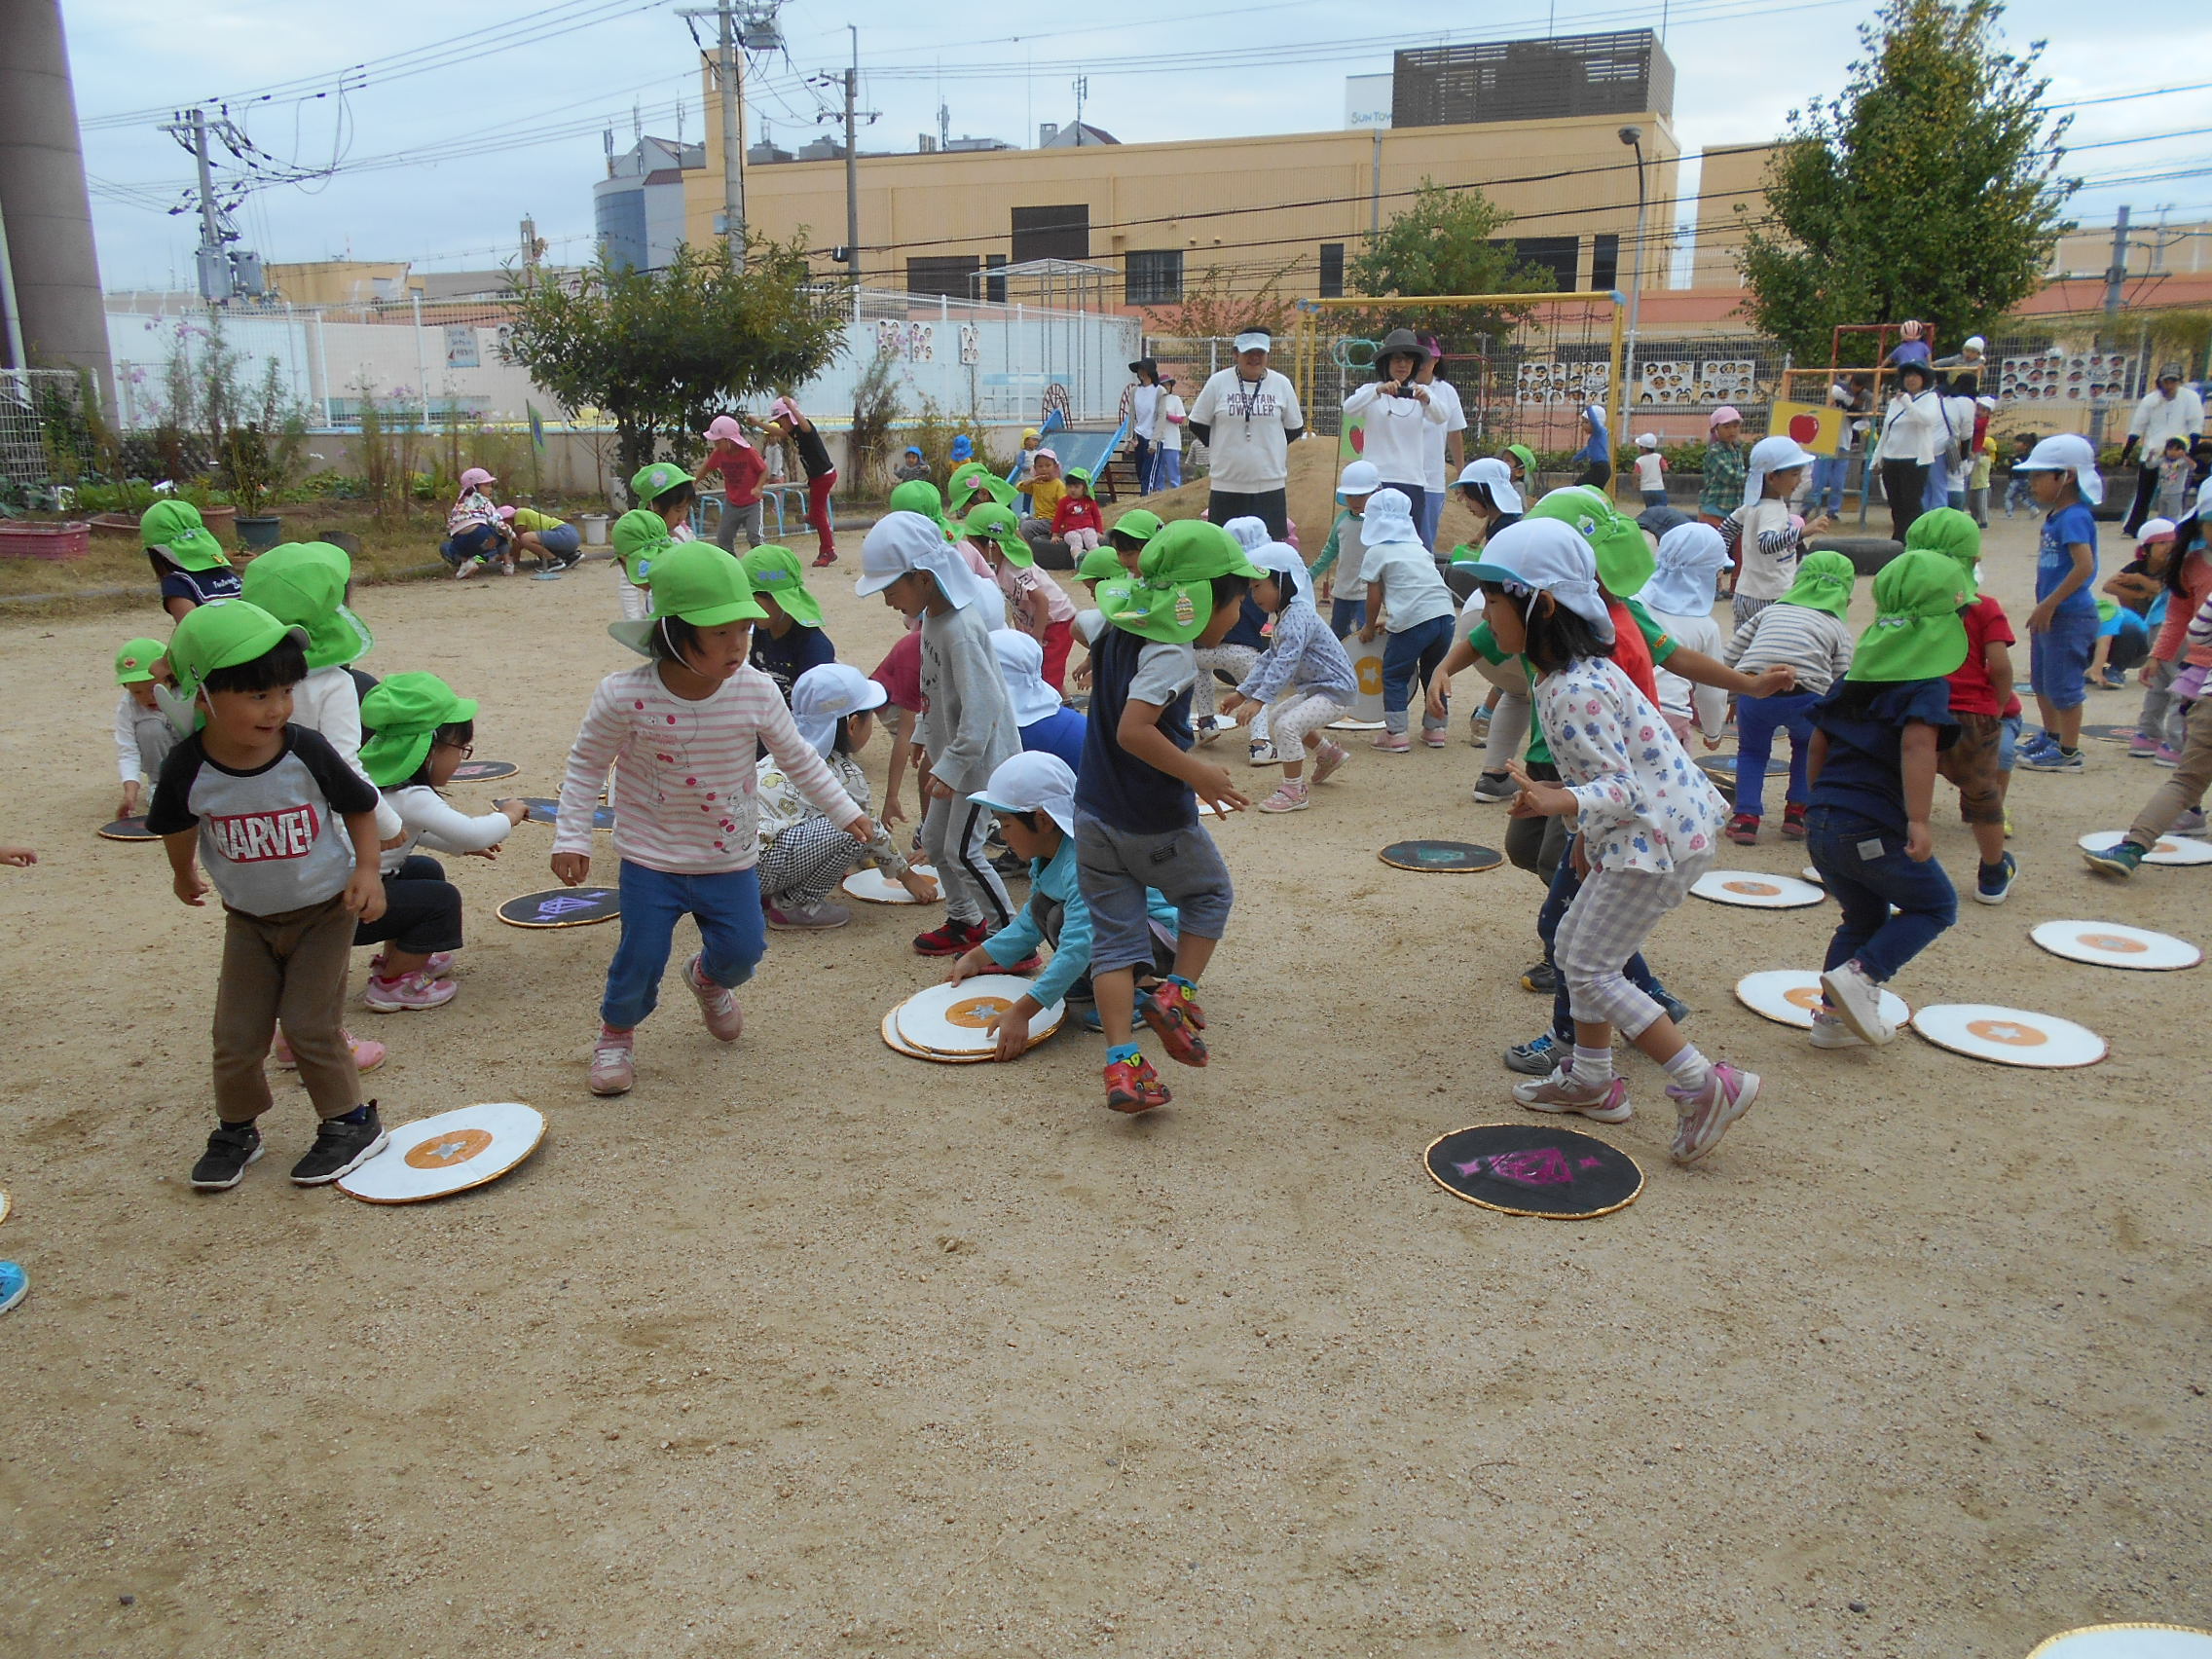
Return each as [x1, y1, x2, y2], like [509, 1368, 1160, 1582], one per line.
[1504, 1033, 1560, 1075]
[2020, 746, 2084, 772]
[0, 1261, 24, 1316]
[1974, 851, 2018, 904]
[2019, 730, 2059, 759]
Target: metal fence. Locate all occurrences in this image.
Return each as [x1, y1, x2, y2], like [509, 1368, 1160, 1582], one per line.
[0, 369, 100, 500]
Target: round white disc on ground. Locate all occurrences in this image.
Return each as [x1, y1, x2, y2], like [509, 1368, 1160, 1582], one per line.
[1690, 869, 1826, 908]
[842, 864, 938, 904]
[1734, 969, 1910, 1030]
[1801, 866, 1824, 885]
[1326, 718, 1385, 731]
[894, 976, 1064, 1057]
[2027, 1627, 2212, 1659]
[2079, 830, 2212, 866]
[2029, 920, 2201, 971]
[1909, 1004, 2107, 1068]
[337, 1102, 546, 1203]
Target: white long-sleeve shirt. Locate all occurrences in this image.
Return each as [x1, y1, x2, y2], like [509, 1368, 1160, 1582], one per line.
[114, 691, 175, 785]
[293, 667, 405, 841]
[2127, 386, 2206, 456]
[380, 784, 517, 874]
[1342, 381, 1447, 487]
[554, 662, 860, 875]
[1877, 390, 1945, 465]
[1535, 657, 1727, 875]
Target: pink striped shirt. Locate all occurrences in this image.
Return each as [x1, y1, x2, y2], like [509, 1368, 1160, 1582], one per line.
[554, 663, 861, 874]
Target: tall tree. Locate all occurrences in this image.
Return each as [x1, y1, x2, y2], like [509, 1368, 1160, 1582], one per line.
[1346, 181, 1555, 347]
[1739, 0, 2075, 362]
[502, 236, 846, 494]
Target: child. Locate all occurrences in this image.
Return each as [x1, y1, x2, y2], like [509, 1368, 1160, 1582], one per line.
[1802, 550, 1969, 1047]
[502, 504, 583, 570]
[892, 445, 931, 485]
[1640, 523, 1732, 751]
[1013, 427, 1043, 497]
[140, 500, 240, 622]
[949, 752, 1177, 1048]
[1107, 509, 1161, 573]
[968, 502, 1079, 689]
[1725, 434, 1830, 628]
[610, 507, 672, 624]
[1155, 375, 1187, 491]
[146, 600, 390, 1191]
[1218, 541, 1356, 813]
[1309, 460, 1378, 637]
[868, 626, 925, 832]
[1720, 550, 1857, 843]
[694, 414, 767, 552]
[551, 543, 875, 1094]
[757, 664, 939, 927]
[991, 626, 1087, 774]
[613, 461, 698, 621]
[1067, 543, 1137, 693]
[2083, 573, 2212, 878]
[2156, 434, 2195, 522]
[1699, 406, 1747, 531]
[949, 461, 1015, 519]
[355, 672, 529, 1010]
[1452, 457, 1525, 546]
[2003, 432, 2038, 518]
[1454, 519, 1755, 1163]
[2132, 512, 2210, 761]
[112, 637, 178, 821]
[738, 544, 835, 703]
[855, 510, 1021, 956]
[1633, 433, 1666, 508]
[1022, 448, 1067, 554]
[762, 396, 839, 567]
[1075, 518, 1260, 1113]
[1967, 403, 1997, 528]
[1907, 508, 2020, 902]
[1052, 467, 1106, 554]
[446, 466, 514, 578]
[1355, 488, 1456, 751]
[2013, 432, 2103, 772]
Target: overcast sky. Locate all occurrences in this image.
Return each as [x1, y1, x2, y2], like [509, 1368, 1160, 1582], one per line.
[66, 0, 2212, 290]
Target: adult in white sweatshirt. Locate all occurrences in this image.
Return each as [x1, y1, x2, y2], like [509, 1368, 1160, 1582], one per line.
[1341, 328, 1448, 531]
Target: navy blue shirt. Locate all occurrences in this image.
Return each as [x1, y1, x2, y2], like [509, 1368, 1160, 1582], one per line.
[1075, 625, 1196, 834]
[1019, 705, 1087, 776]
[1810, 677, 1958, 833]
[749, 622, 835, 705]
[153, 560, 241, 609]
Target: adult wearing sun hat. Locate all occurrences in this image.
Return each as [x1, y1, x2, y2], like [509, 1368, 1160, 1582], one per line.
[2120, 364, 2206, 535]
[1187, 327, 1306, 539]
[740, 544, 834, 705]
[140, 499, 240, 621]
[1343, 329, 1445, 538]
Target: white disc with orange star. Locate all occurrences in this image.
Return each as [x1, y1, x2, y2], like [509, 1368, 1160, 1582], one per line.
[1734, 970, 1910, 1030]
[1909, 1004, 2107, 1068]
[336, 1102, 547, 1204]
[2030, 920, 2201, 971]
[894, 976, 1064, 1059]
[1690, 869, 1825, 908]
[2078, 830, 2212, 866]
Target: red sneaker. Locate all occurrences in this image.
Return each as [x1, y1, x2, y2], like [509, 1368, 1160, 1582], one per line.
[1139, 979, 1209, 1067]
[1781, 802, 1809, 839]
[811, 551, 839, 569]
[911, 918, 987, 957]
[1002, 953, 1044, 974]
[1724, 813, 1760, 846]
[1104, 1052, 1171, 1113]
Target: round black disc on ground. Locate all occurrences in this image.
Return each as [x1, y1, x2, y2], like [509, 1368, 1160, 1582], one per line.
[518, 797, 615, 830]
[451, 759, 521, 782]
[1380, 839, 1503, 873]
[497, 887, 621, 929]
[1422, 1123, 1644, 1219]
[96, 817, 159, 842]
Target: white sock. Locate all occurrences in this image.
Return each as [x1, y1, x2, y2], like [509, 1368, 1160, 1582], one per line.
[1663, 1046, 1713, 1093]
[1568, 1044, 1613, 1087]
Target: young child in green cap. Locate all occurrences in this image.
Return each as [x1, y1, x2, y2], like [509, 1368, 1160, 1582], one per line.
[140, 500, 240, 622]
[1908, 508, 2020, 903]
[145, 598, 392, 1192]
[355, 672, 531, 1011]
[967, 502, 1079, 691]
[739, 544, 835, 704]
[1719, 548, 1858, 844]
[1072, 517, 1262, 1113]
[553, 541, 874, 1094]
[1803, 548, 1969, 1050]
[611, 461, 700, 620]
[111, 637, 178, 821]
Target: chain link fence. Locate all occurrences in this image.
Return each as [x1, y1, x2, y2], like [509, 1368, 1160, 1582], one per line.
[0, 370, 103, 502]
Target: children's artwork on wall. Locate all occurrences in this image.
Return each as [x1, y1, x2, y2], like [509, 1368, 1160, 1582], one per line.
[1998, 352, 2132, 405]
[1514, 360, 1610, 405]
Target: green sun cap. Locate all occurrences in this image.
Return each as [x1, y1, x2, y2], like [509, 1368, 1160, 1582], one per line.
[139, 499, 231, 572]
[1099, 519, 1265, 644]
[630, 461, 690, 503]
[1778, 549, 1858, 618]
[1109, 508, 1163, 545]
[1525, 485, 1654, 599]
[888, 478, 951, 535]
[608, 540, 767, 656]
[238, 541, 373, 670]
[358, 671, 480, 788]
[1902, 507, 1983, 601]
[738, 544, 823, 628]
[1077, 546, 1127, 582]
[964, 501, 1029, 567]
[1846, 549, 1972, 683]
[611, 507, 674, 584]
[114, 637, 167, 684]
[156, 598, 307, 732]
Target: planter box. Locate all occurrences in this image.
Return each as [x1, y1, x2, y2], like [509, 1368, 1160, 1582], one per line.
[90, 513, 141, 539]
[235, 514, 284, 551]
[0, 522, 92, 561]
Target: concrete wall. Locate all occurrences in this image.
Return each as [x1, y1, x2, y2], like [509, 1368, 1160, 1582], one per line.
[1688, 143, 1777, 291]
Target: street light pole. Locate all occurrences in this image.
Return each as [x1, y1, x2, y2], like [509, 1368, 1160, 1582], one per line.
[1618, 126, 1648, 434]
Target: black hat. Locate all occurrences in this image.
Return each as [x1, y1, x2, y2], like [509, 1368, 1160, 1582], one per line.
[1128, 357, 1159, 379]
[1376, 327, 1431, 362]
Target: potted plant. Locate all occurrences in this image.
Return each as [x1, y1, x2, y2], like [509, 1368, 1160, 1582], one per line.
[221, 422, 283, 551]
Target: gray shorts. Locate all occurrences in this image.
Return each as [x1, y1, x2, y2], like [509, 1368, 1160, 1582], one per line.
[1073, 811, 1234, 975]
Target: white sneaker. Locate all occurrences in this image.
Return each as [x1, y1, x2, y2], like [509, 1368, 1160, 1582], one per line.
[1818, 960, 1897, 1046]
[1807, 1010, 1862, 1050]
[1193, 715, 1231, 746]
[1247, 739, 1279, 766]
[1512, 1067, 1633, 1123]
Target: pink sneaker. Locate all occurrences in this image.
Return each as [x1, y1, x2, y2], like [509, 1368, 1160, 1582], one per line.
[685, 953, 744, 1042]
[1370, 732, 1411, 754]
[1256, 780, 1310, 813]
[1311, 741, 1349, 785]
[1420, 728, 1448, 748]
[361, 971, 459, 1013]
[589, 1028, 635, 1096]
[1667, 1063, 1760, 1163]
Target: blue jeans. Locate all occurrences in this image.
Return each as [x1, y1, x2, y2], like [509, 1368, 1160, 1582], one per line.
[1805, 806, 1958, 983]
[2029, 608, 2098, 713]
[1540, 842, 1671, 1044]
[600, 860, 765, 1030]
[1419, 489, 1444, 550]
[1329, 594, 1367, 636]
[1733, 688, 1820, 818]
[1382, 614, 1453, 732]
[1809, 456, 1847, 516]
[1999, 712, 2022, 771]
[1154, 449, 1182, 490]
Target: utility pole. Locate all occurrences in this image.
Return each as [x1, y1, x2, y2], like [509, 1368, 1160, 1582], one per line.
[681, 4, 748, 268]
[170, 107, 229, 303]
[2091, 204, 2129, 443]
[844, 26, 861, 289]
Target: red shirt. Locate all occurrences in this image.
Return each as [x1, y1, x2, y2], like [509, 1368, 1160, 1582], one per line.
[870, 627, 924, 714]
[1052, 496, 1105, 536]
[1947, 595, 2017, 718]
[703, 444, 766, 506]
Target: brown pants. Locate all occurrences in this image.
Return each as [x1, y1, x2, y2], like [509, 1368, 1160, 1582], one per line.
[2129, 693, 2212, 846]
[212, 894, 361, 1125]
[1936, 711, 2005, 825]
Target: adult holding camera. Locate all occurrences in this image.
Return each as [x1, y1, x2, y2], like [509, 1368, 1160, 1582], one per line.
[1341, 328, 1446, 538]
[1188, 328, 1306, 539]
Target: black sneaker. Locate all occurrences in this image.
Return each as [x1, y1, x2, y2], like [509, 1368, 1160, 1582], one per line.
[289, 1105, 389, 1186]
[1519, 960, 1558, 994]
[190, 1122, 264, 1192]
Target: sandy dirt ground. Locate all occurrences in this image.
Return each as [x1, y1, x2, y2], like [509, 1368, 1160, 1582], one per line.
[1, 498, 2207, 1659]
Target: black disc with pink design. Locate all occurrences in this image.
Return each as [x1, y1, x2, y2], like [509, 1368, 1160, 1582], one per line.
[1422, 1123, 1643, 1219]
[518, 796, 616, 830]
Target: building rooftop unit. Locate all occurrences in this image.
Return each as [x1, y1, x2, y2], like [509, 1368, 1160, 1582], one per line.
[1393, 30, 1673, 128]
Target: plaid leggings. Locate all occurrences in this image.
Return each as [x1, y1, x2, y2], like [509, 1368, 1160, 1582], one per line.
[1552, 855, 1708, 1036]
[758, 818, 859, 910]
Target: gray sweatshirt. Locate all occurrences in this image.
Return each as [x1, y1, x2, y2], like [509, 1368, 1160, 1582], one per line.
[916, 602, 1019, 794]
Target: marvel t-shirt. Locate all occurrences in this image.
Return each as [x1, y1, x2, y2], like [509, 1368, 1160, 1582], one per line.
[147, 724, 379, 915]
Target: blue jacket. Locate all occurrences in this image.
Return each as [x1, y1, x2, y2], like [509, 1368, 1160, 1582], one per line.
[980, 837, 1176, 1009]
